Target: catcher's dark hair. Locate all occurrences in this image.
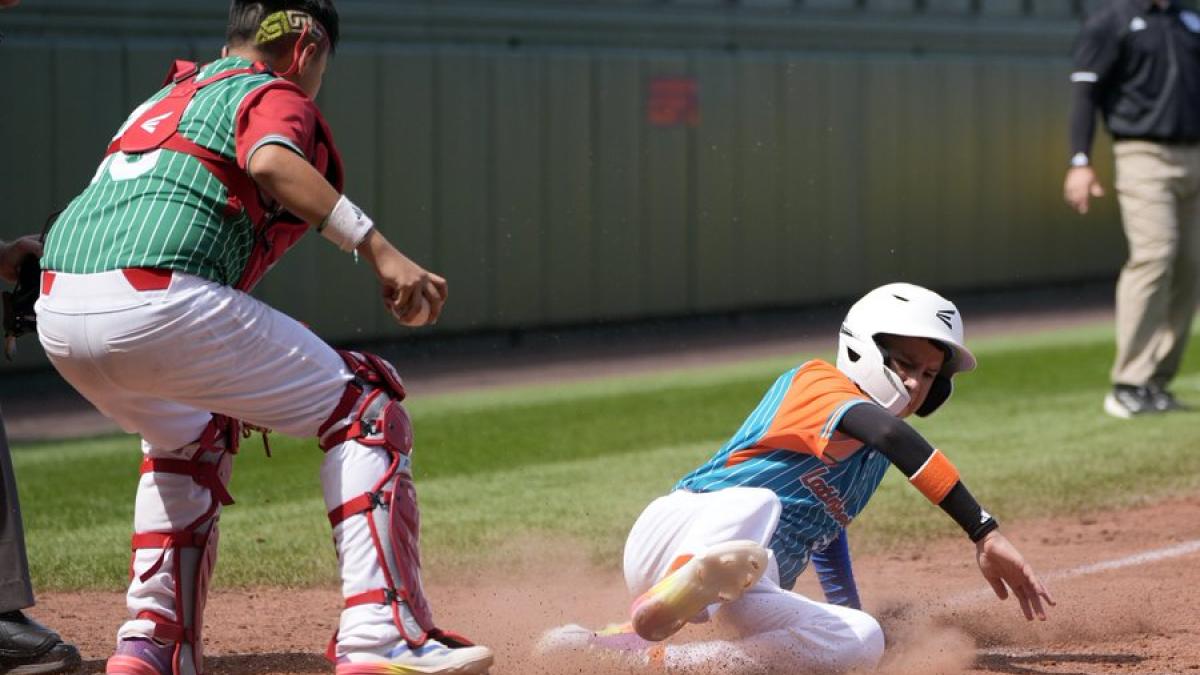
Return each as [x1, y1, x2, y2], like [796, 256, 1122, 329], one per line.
[226, 0, 339, 55]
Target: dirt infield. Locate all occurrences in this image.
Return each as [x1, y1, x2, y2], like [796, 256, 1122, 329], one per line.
[34, 495, 1200, 674]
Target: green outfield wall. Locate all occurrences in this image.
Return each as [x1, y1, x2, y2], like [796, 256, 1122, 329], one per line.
[0, 0, 1128, 364]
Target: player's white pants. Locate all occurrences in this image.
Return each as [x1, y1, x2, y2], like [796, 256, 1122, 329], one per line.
[35, 271, 348, 448]
[623, 488, 884, 673]
[35, 271, 407, 660]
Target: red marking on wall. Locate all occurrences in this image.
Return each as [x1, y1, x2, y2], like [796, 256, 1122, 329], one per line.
[646, 77, 699, 128]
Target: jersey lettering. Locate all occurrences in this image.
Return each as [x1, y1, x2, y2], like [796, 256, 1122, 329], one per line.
[800, 466, 851, 527]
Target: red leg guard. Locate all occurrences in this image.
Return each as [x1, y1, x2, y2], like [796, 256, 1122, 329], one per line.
[122, 415, 239, 675]
[320, 351, 481, 659]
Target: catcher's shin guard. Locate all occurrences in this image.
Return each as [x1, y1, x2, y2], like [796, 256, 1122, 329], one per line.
[108, 415, 240, 675]
[319, 351, 482, 661]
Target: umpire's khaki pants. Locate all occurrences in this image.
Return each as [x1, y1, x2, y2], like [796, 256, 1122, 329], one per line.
[1111, 140, 1200, 387]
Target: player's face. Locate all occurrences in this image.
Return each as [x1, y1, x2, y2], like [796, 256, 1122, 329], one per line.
[878, 334, 945, 418]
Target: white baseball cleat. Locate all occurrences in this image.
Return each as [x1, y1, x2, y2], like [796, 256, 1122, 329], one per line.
[630, 540, 767, 642]
[335, 638, 494, 674]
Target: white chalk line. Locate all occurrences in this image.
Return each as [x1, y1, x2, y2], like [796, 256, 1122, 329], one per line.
[946, 537, 1200, 607]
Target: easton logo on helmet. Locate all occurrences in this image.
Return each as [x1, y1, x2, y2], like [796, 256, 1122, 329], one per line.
[935, 309, 956, 330]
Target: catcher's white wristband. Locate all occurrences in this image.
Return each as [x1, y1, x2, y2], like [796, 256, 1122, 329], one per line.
[318, 195, 375, 252]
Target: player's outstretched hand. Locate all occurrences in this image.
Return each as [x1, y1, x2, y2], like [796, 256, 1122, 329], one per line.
[0, 235, 43, 285]
[975, 530, 1055, 621]
[357, 229, 447, 327]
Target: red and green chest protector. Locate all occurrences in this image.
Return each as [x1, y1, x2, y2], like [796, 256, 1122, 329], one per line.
[108, 59, 344, 291]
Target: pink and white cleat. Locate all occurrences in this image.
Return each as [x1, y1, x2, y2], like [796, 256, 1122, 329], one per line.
[335, 638, 494, 675]
[630, 540, 767, 642]
[105, 638, 174, 675]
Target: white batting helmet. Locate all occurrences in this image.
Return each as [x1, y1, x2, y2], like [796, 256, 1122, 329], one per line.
[836, 282, 976, 417]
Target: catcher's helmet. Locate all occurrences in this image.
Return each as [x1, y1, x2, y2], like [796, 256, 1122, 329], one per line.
[836, 282, 976, 417]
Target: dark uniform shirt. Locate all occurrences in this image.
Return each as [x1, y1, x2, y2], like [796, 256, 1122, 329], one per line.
[1070, 0, 1200, 160]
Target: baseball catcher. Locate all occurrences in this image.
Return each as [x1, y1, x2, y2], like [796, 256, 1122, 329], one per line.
[539, 283, 1055, 673]
[33, 1, 491, 674]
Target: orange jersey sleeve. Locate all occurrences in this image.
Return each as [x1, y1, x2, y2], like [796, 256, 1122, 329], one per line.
[753, 360, 871, 461]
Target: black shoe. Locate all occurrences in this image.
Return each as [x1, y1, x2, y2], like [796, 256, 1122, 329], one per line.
[1146, 383, 1189, 413]
[0, 611, 81, 675]
[1103, 385, 1159, 419]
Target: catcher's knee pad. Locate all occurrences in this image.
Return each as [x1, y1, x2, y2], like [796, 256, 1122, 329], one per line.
[319, 351, 479, 656]
[123, 415, 240, 675]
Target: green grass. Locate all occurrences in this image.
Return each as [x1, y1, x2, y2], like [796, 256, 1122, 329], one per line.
[12, 320, 1200, 591]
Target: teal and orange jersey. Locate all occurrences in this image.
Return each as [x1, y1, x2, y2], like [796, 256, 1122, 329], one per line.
[675, 359, 891, 589]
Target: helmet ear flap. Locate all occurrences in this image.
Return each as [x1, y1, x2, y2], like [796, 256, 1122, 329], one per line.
[915, 375, 952, 417]
[837, 326, 911, 415]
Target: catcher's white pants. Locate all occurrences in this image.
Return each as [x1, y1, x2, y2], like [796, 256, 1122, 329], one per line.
[623, 488, 884, 673]
[35, 270, 407, 656]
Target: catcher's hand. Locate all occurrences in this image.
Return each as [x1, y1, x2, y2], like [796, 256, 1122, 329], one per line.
[2, 237, 43, 360]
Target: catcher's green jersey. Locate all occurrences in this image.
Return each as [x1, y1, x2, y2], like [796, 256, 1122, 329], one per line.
[42, 57, 277, 286]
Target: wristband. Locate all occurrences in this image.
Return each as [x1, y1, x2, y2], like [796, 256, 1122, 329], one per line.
[1070, 152, 1090, 168]
[970, 515, 1000, 543]
[939, 481, 999, 541]
[318, 195, 374, 252]
[909, 449, 960, 505]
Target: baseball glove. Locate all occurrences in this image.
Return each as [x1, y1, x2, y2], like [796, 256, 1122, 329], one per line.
[2, 251, 40, 360]
[2, 210, 59, 360]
